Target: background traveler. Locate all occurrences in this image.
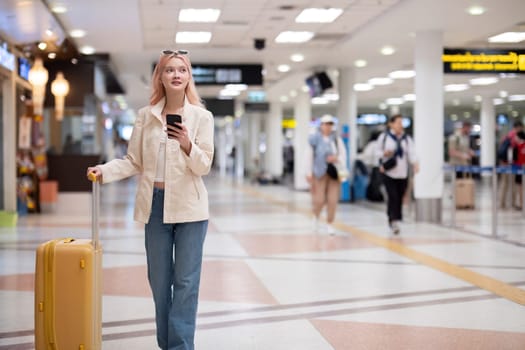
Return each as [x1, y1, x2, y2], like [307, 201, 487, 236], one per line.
[512, 130, 525, 210]
[305, 114, 347, 235]
[87, 49, 214, 350]
[447, 121, 475, 178]
[376, 115, 418, 235]
[498, 121, 523, 209]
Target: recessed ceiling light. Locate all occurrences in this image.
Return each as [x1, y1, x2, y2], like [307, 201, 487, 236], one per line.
[275, 31, 314, 43]
[386, 98, 404, 105]
[289, 90, 298, 97]
[488, 32, 525, 43]
[47, 52, 56, 59]
[403, 94, 416, 101]
[469, 77, 498, 85]
[508, 94, 525, 101]
[493, 98, 504, 105]
[311, 97, 329, 105]
[354, 59, 367, 68]
[353, 83, 373, 91]
[444, 84, 470, 92]
[80, 46, 96, 55]
[38, 42, 47, 50]
[290, 53, 304, 62]
[499, 91, 508, 98]
[176, 31, 212, 43]
[378, 103, 387, 110]
[220, 89, 240, 97]
[277, 64, 291, 73]
[51, 4, 67, 13]
[280, 96, 289, 103]
[380, 46, 395, 55]
[45, 29, 54, 37]
[225, 84, 247, 91]
[474, 95, 483, 102]
[179, 9, 221, 22]
[467, 5, 486, 16]
[70, 29, 86, 38]
[295, 8, 343, 23]
[389, 70, 415, 79]
[301, 85, 310, 93]
[368, 77, 393, 85]
[452, 99, 461, 106]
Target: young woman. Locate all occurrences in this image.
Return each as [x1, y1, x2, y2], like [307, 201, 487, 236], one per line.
[306, 114, 347, 235]
[87, 49, 214, 350]
[376, 114, 418, 235]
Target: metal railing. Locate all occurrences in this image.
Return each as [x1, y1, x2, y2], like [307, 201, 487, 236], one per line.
[444, 164, 525, 237]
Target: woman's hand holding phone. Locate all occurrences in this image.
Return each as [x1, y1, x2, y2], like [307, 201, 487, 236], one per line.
[166, 114, 192, 155]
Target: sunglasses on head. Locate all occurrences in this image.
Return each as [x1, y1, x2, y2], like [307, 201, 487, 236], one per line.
[161, 49, 189, 56]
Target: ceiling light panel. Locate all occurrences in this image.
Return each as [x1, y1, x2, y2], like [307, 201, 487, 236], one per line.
[179, 9, 221, 23]
[176, 32, 212, 43]
[295, 8, 343, 23]
[444, 84, 469, 92]
[467, 6, 486, 15]
[488, 32, 525, 43]
[469, 77, 498, 85]
[389, 70, 415, 79]
[275, 31, 314, 43]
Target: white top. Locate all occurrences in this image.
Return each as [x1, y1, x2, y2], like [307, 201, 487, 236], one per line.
[375, 131, 417, 179]
[154, 132, 167, 182]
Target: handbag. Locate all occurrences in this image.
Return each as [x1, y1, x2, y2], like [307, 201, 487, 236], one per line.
[326, 162, 349, 181]
[326, 163, 339, 180]
[382, 156, 397, 170]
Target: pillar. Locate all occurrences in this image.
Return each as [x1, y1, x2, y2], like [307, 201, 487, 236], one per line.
[293, 91, 311, 190]
[414, 30, 444, 223]
[480, 95, 496, 169]
[265, 101, 284, 178]
[2, 73, 17, 211]
[337, 67, 357, 170]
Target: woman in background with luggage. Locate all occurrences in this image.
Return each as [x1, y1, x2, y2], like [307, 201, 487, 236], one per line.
[376, 115, 418, 235]
[87, 49, 214, 350]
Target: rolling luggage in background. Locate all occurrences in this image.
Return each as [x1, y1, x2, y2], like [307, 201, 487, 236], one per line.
[352, 160, 369, 201]
[35, 176, 102, 350]
[455, 176, 475, 209]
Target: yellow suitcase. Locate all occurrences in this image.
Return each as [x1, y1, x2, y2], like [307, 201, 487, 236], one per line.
[35, 178, 102, 350]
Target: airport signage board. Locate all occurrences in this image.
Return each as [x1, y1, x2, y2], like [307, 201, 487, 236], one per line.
[443, 48, 525, 74]
[192, 64, 263, 85]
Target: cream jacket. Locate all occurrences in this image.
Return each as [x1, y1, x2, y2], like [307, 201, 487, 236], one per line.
[98, 98, 214, 224]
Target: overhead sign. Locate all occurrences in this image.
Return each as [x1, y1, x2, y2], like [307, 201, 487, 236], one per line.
[192, 64, 263, 85]
[443, 48, 525, 74]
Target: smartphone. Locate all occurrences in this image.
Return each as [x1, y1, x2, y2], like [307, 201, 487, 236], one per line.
[166, 114, 182, 130]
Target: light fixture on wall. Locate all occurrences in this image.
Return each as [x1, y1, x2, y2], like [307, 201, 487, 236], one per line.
[28, 57, 49, 116]
[51, 72, 70, 121]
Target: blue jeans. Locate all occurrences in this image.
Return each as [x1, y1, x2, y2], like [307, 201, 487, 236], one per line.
[145, 188, 208, 350]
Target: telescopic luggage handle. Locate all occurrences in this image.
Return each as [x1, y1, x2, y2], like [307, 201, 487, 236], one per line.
[88, 172, 100, 249]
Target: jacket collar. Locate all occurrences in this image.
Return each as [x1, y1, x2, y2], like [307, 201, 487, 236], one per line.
[150, 96, 190, 122]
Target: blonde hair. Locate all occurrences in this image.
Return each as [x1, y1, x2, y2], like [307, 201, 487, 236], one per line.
[149, 52, 203, 107]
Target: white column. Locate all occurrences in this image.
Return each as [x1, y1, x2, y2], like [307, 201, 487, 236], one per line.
[293, 91, 311, 190]
[265, 102, 283, 177]
[337, 67, 357, 169]
[480, 95, 496, 169]
[414, 30, 444, 223]
[234, 100, 245, 181]
[2, 74, 17, 212]
[248, 113, 261, 175]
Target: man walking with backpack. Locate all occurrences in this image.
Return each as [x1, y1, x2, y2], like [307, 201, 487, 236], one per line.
[498, 121, 523, 209]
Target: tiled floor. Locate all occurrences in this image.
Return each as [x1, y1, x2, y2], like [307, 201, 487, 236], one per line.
[1, 173, 524, 349]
